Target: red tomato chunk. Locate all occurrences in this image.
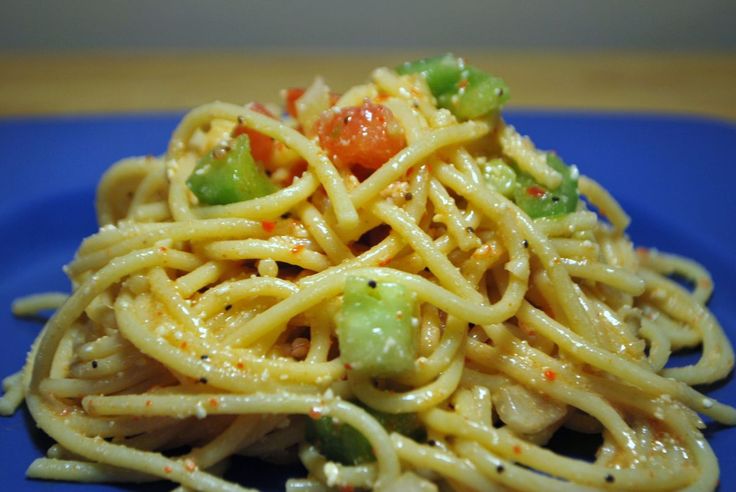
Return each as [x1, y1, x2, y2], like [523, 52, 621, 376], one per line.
[316, 102, 406, 171]
[232, 103, 275, 166]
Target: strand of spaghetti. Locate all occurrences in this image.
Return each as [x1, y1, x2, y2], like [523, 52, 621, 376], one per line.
[26, 458, 155, 483]
[11, 292, 68, 316]
[578, 175, 630, 231]
[0, 371, 24, 415]
[532, 211, 599, 236]
[185, 415, 283, 469]
[499, 125, 562, 189]
[39, 365, 159, 398]
[428, 177, 481, 251]
[127, 157, 168, 218]
[394, 315, 466, 387]
[466, 336, 637, 453]
[96, 157, 153, 225]
[296, 202, 354, 264]
[117, 292, 344, 390]
[194, 276, 299, 318]
[371, 199, 486, 304]
[550, 238, 599, 261]
[639, 268, 734, 384]
[559, 258, 646, 296]
[203, 239, 331, 272]
[175, 261, 230, 298]
[422, 408, 694, 490]
[638, 248, 714, 304]
[433, 161, 598, 341]
[350, 352, 464, 413]
[298, 444, 377, 490]
[390, 433, 504, 492]
[69, 350, 145, 379]
[570, 373, 719, 492]
[236, 105, 359, 230]
[130, 202, 171, 222]
[517, 301, 736, 423]
[371, 67, 440, 125]
[451, 147, 484, 186]
[453, 440, 597, 492]
[83, 393, 401, 490]
[28, 248, 202, 388]
[25, 393, 253, 492]
[639, 318, 672, 372]
[167, 153, 198, 222]
[69, 219, 263, 275]
[349, 121, 489, 210]
[76, 334, 125, 361]
[195, 172, 319, 220]
[149, 267, 201, 334]
[224, 264, 522, 349]
[381, 97, 429, 144]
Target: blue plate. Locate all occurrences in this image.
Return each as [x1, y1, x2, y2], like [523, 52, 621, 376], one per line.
[1, 111, 734, 490]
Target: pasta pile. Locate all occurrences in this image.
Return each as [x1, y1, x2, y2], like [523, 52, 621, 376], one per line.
[2, 58, 734, 492]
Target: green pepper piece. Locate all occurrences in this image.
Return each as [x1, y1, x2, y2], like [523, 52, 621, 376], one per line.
[452, 67, 510, 120]
[186, 134, 277, 205]
[305, 405, 426, 465]
[396, 54, 464, 97]
[396, 54, 509, 120]
[513, 154, 579, 219]
[480, 158, 517, 198]
[338, 276, 417, 377]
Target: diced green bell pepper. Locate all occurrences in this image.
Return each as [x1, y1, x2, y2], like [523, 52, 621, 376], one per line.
[396, 54, 509, 120]
[480, 158, 517, 198]
[513, 154, 579, 218]
[305, 405, 426, 465]
[337, 276, 417, 377]
[186, 134, 277, 205]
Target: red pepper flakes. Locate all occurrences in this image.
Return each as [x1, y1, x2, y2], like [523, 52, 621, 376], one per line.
[378, 257, 392, 267]
[543, 369, 557, 382]
[261, 220, 276, 233]
[512, 445, 522, 455]
[308, 407, 323, 420]
[145, 400, 153, 408]
[159, 246, 168, 253]
[526, 186, 546, 198]
[236, 361, 245, 369]
[184, 459, 197, 473]
[180, 341, 188, 349]
[290, 244, 305, 254]
[163, 466, 173, 474]
[339, 486, 355, 492]
[457, 79, 469, 90]
[344, 362, 353, 370]
[209, 398, 219, 408]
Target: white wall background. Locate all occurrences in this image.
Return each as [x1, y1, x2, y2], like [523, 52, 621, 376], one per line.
[1, 0, 734, 52]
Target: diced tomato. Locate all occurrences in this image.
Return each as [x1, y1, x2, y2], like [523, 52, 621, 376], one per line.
[284, 88, 306, 118]
[232, 103, 275, 166]
[315, 102, 406, 171]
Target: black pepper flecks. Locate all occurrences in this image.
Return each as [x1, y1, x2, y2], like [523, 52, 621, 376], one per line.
[522, 239, 529, 249]
[496, 464, 505, 474]
[404, 192, 413, 201]
[368, 280, 377, 288]
[91, 360, 98, 369]
[605, 474, 615, 484]
[199, 377, 208, 384]
[225, 304, 232, 311]
[200, 354, 209, 360]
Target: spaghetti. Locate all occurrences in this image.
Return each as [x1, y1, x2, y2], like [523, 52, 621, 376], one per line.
[2, 56, 734, 492]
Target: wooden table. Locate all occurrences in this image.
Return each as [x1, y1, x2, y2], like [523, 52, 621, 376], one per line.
[1, 52, 734, 120]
